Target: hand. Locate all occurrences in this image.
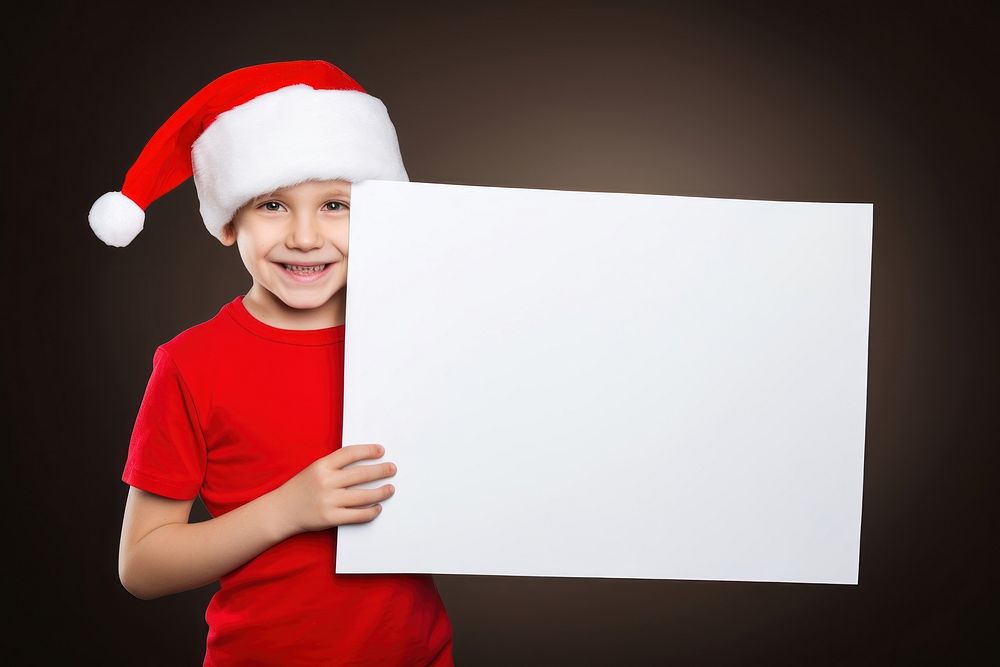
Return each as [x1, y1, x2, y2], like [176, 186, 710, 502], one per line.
[271, 444, 397, 535]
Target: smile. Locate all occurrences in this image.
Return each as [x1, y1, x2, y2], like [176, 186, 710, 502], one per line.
[275, 262, 335, 283]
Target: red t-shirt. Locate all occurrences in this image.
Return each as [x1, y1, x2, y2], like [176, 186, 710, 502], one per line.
[123, 294, 454, 666]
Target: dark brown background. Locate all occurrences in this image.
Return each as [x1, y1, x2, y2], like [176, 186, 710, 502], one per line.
[8, 0, 997, 664]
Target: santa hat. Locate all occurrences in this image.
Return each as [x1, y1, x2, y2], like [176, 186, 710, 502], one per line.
[88, 60, 408, 247]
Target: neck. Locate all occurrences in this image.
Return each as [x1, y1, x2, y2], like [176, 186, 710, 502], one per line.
[243, 285, 345, 330]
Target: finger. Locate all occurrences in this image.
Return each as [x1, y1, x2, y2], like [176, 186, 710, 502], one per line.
[341, 461, 397, 487]
[340, 505, 383, 524]
[339, 484, 394, 508]
[328, 443, 384, 467]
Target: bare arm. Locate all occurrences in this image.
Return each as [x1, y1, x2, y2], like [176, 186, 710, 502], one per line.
[118, 485, 294, 600]
[118, 443, 396, 601]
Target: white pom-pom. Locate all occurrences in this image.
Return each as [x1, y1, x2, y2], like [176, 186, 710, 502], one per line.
[88, 191, 145, 247]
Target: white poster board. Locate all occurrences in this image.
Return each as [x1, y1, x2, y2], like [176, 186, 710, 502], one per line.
[337, 180, 872, 585]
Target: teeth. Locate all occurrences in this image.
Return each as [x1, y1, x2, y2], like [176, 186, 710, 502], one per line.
[283, 264, 327, 273]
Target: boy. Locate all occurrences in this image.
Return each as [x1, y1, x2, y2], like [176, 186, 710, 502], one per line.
[90, 61, 454, 666]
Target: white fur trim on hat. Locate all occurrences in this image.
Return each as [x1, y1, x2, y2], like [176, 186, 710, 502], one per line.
[191, 84, 409, 241]
[88, 191, 145, 247]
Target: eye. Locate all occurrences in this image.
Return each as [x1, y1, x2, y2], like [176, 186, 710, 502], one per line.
[255, 200, 348, 213]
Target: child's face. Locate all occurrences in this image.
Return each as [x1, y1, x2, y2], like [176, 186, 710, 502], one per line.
[222, 178, 351, 312]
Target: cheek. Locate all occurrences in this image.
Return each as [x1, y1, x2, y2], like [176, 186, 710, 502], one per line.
[246, 235, 276, 260]
[235, 237, 269, 268]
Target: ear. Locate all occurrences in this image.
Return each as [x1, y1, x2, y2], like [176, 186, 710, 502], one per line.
[220, 221, 237, 246]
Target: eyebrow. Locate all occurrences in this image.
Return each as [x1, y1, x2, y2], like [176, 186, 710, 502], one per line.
[253, 188, 350, 202]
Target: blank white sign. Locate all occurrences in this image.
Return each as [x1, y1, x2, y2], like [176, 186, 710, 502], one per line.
[337, 180, 872, 585]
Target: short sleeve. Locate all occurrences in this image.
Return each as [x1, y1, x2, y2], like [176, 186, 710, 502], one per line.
[122, 345, 207, 500]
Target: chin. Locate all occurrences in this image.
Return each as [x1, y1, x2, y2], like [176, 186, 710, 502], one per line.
[278, 292, 333, 311]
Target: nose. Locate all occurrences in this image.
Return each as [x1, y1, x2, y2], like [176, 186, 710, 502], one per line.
[286, 210, 323, 250]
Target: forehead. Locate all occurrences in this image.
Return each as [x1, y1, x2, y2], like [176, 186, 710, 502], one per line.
[263, 180, 351, 198]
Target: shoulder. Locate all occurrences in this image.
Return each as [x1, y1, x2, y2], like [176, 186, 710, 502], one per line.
[157, 299, 238, 374]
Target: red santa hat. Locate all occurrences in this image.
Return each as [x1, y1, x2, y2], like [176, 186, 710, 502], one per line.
[88, 59, 408, 247]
